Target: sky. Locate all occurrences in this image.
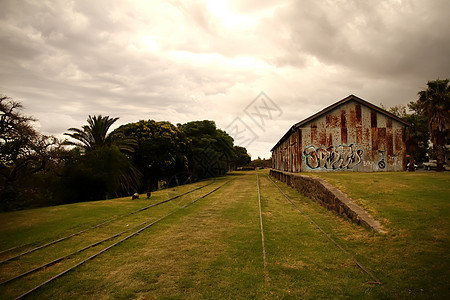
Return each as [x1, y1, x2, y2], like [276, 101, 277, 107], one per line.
[0, 0, 449, 159]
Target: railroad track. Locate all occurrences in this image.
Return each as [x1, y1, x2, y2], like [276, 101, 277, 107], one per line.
[256, 174, 389, 290]
[256, 174, 268, 283]
[0, 180, 214, 265]
[0, 179, 229, 300]
[2, 173, 395, 298]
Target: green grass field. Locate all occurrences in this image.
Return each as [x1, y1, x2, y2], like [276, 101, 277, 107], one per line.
[0, 170, 449, 299]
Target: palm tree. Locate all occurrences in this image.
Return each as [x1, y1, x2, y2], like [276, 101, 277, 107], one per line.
[417, 79, 450, 172]
[64, 115, 140, 198]
[65, 115, 136, 153]
[404, 113, 426, 171]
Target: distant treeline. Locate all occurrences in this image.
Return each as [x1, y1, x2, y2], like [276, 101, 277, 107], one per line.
[0, 95, 251, 211]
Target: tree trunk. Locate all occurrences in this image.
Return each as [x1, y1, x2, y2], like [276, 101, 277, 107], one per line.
[406, 141, 418, 172]
[436, 132, 445, 172]
[408, 156, 416, 172]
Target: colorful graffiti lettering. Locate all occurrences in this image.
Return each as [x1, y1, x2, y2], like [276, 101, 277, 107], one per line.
[303, 144, 364, 170]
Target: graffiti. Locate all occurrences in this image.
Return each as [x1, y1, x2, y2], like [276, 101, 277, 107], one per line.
[389, 150, 402, 167]
[378, 150, 386, 169]
[303, 144, 364, 170]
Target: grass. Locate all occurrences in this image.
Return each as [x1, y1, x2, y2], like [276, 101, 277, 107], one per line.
[258, 175, 387, 299]
[0, 170, 448, 299]
[307, 171, 450, 299]
[0, 180, 212, 252]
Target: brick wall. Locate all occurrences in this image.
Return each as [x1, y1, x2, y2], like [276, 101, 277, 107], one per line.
[270, 169, 383, 232]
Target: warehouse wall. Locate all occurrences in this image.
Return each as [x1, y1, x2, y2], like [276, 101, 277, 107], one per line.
[272, 100, 407, 172]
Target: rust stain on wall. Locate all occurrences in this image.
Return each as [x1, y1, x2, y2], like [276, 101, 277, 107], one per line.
[311, 123, 317, 144]
[386, 119, 392, 128]
[326, 114, 340, 128]
[378, 128, 387, 151]
[371, 127, 379, 150]
[355, 104, 362, 126]
[394, 129, 402, 150]
[387, 127, 393, 156]
[356, 127, 362, 145]
[319, 130, 327, 145]
[362, 128, 371, 149]
[370, 110, 377, 128]
[298, 129, 302, 171]
[341, 109, 348, 144]
[349, 108, 356, 128]
[327, 133, 333, 145]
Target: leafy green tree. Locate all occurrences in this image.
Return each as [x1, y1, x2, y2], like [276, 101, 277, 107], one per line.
[415, 79, 450, 171]
[404, 112, 429, 170]
[119, 120, 190, 191]
[250, 157, 272, 169]
[385, 104, 407, 118]
[178, 120, 235, 179]
[65, 115, 135, 153]
[386, 104, 429, 170]
[233, 146, 251, 169]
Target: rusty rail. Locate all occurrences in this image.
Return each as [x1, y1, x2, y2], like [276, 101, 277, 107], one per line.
[256, 174, 268, 283]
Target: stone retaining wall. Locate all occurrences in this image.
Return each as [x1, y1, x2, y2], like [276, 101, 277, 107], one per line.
[270, 169, 383, 232]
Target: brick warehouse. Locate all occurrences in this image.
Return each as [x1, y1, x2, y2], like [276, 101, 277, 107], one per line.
[271, 95, 410, 172]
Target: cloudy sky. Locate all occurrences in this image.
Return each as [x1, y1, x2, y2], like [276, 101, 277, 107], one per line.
[1, 0, 449, 158]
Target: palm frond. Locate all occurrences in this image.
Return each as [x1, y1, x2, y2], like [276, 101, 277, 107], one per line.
[64, 115, 125, 152]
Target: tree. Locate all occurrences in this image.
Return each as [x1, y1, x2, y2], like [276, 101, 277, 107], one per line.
[384, 104, 407, 118]
[416, 79, 450, 172]
[386, 104, 429, 171]
[404, 112, 429, 171]
[65, 115, 135, 153]
[250, 157, 272, 169]
[233, 146, 251, 169]
[178, 120, 235, 179]
[63, 115, 141, 201]
[1, 96, 36, 168]
[119, 120, 190, 191]
[56, 146, 141, 203]
[0, 95, 64, 210]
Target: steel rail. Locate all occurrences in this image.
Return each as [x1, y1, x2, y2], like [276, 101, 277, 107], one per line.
[130, 180, 215, 214]
[266, 175, 382, 284]
[0, 218, 156, 286]
[0, 181, 214, 265]
[256, 174, 268, 283]
[15, 180, 231, 300]
[0, 246, 21, 255]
